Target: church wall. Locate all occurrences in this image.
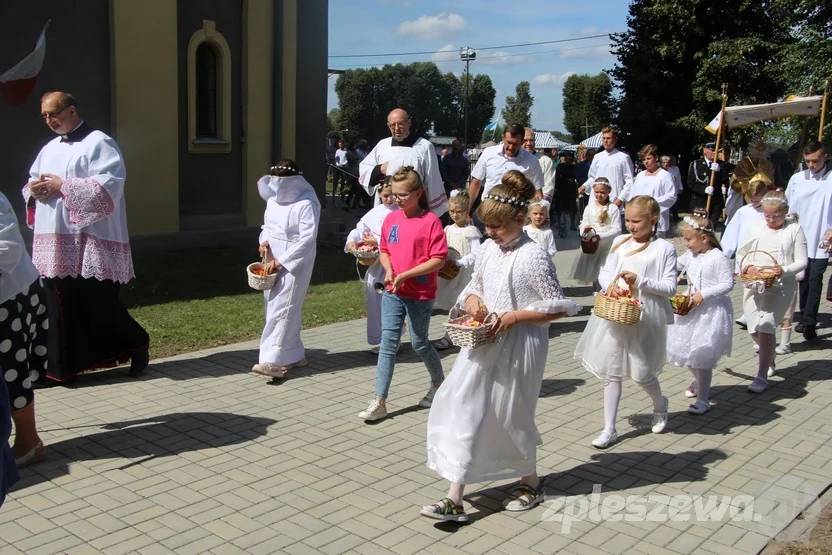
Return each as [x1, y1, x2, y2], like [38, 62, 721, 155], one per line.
[110, 0, 180, 236]
[0, 1, 111, 238]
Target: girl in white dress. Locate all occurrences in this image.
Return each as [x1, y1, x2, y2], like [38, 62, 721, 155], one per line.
[252, 160, 321, 378]
[432, 190, 482, 350]
[571, 177, 622, 289]
[345, 181, 399, 352]
[575, 196, 677, 449]
[737, 191, 807, 393]
[421, 171, 581, 522]
[523, 200, 557, 257]
[667, 216, 733, 414]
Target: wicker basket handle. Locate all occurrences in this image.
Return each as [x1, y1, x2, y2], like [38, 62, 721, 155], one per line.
[739, 250, 780, 273]
[605, 272, 630, 297]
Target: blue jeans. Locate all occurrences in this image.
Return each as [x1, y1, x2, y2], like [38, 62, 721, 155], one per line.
[375, 292, 445, 399]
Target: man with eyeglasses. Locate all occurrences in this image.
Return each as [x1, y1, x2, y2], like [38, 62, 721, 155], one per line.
[522, 129, 555, 202]
[23, 91, 149, 384]
[358, 108, 447, 219]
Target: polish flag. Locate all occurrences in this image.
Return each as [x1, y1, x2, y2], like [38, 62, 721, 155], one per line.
[0, 21, 50, 105]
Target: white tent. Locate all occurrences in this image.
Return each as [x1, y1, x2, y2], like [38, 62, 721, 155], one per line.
[581, 131, 604, 149]
[534, 131, 568, 149]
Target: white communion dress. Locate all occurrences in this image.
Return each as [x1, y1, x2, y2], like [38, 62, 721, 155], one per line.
[666, 249, 734, 369]
[426, 234, 581, 484]
[570, 202, 622, 284]
[575, 236, 677, 383]
[434, 224, 482, 311]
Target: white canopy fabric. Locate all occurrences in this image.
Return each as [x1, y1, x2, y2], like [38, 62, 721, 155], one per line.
[581, 131, 604, 149]
[534, 131, 568, 149]
[706, 95, 824, 133]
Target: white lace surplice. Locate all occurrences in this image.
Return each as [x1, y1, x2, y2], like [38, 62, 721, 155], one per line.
[24, 130, 134, 283]
[667, 249, 734, 369]
[426, 235, 581, 484]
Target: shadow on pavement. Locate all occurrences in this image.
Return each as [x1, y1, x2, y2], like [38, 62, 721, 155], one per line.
[13, 412, 276, 491]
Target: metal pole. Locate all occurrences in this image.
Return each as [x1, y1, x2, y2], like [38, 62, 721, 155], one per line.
[464, 56, 470, 148]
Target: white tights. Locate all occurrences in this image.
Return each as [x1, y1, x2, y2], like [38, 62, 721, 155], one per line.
[689, 367, 713, 404]
[602, 376, 664, 434]
[752, 332, 775, 380]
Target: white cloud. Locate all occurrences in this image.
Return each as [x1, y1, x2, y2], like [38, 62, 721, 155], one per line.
[579, 26, 601, 35]
[430, 44, 458, 63]
[532, 72, 576, 87]
[560, 44, 613, 59]
[396, 13, 467, 40]
[477, 51, 531, 66]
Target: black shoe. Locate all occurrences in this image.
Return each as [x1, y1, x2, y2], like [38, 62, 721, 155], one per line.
[129, 347, 150, 377]
[795, 323, 805, 333]
[803, 326, 818, 342]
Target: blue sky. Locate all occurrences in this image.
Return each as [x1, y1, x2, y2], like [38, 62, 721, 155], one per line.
[327, 0, 631, 135]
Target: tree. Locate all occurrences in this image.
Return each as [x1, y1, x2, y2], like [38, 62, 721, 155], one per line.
[501, 81, 533, 128]
[550, 130, 572, 143]
[326, 108, 342, 139]
[562, 73, 614, 143]
[610, 0, 796, 159]
[433, 72, 496, 145]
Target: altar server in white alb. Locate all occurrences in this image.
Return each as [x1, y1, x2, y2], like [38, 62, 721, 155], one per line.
[615, 144, 676, 237]
[24, 92, 149, 383]
[359, 109, 448, 218]
[785, 140, 832, 343]
[578, 127, 634, 202]
[345, 180, 399, 352]
[251, 161, 320, 379]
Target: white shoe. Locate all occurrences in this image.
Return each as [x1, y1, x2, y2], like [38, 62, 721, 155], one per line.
[685, 383, 697, 398]
[418, 383, 441, 408]
[767, 364, 776, 378]
[592, 430, 617, 449]
[358, 400, 388, 421]
[748, 378, 768, 394]
[369, 346, 380, 355]
[687, 400, 711, 415]
[775, 343, 792, 355]
[651, 396, 669, 433]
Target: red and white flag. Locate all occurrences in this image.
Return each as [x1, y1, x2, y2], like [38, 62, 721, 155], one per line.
[0, 21, 50, 105]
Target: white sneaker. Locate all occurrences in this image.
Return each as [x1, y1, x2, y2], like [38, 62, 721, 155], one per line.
[592, 430, 617, 449]
[748, 378, 768, 394]
[767, 363, 776, 378]
[359, 400, 388, 421]
[418, 383, 441, 408]
[651, 396, 669, 434]
[775, 343, 792, 355]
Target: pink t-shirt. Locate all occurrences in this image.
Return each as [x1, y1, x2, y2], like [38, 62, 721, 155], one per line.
[380, 209, 448, 300]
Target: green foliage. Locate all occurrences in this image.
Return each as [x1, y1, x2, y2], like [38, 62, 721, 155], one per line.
[326, 108, 342, 139]
[562, 73, 614, 143]
[501, 81, 534, 128]
[334, 62, 495, 145]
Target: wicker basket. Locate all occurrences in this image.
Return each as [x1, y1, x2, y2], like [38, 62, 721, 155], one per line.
[593, 272, 642, 325]
[351, 242, 380, 266]
[580, 228, 601, 254]
[740, 250, 780, 289]
[439, 248, 461, 280]
[247, 258, 278, 291]
[670, 293, 693, 316]
[444, 312, 498, 348]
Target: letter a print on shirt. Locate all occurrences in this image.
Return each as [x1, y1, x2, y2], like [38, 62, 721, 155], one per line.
[387, 225, 400, 244]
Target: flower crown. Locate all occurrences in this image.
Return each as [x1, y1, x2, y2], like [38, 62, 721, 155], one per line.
[270, 165, 302, 175]
[482, 193, 530, 208]
[531, 199, 551, 209]
[683, 216, 712, 232]
[761, 196, 787, 204]
[449, 189, 470, 199]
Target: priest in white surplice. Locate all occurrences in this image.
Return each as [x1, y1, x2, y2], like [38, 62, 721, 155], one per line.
[23, 92, 149, 383]
[359, 109, 448, 218]
[578, 127, 634, 202]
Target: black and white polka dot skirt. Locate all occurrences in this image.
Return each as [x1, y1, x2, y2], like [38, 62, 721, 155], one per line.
[0, 278, 48, 411]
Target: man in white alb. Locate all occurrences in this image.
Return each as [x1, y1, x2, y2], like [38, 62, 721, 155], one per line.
[467, 124, 544, 217]
[785, 140, 832, 342]
[23, 92, 149, 383]
[522, 129, 556, 202]
[578, 127, 634, 202]
[359, 109, 447, 218]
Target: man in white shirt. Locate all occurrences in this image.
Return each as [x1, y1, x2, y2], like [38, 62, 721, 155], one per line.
[468, 124, 544, 217]
[616, 145, 676, 236]
[522, 129, 556, 202]
[578, 127, 635, 202]
[785, 140, 832, 342]
[333, 140, 348, 195]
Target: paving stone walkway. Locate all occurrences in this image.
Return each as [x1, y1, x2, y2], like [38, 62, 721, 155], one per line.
[2, 240, 831, 555]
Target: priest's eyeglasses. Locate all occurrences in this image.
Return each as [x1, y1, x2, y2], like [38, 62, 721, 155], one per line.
[387, 121, 409, 129]
[41, 106, 69, 121]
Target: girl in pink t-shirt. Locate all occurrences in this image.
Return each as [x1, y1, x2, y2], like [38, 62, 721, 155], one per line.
[358, 167, 448, 422]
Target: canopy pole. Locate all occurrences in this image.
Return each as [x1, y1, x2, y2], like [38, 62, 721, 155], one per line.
[706, 83, 728, 215]
[818, 79, 829, 142]
[796, 85, 815, 163]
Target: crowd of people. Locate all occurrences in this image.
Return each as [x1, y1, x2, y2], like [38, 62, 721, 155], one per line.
[3, 98, 831, 529]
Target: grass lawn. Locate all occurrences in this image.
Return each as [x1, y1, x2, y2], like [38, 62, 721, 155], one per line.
[122, 245, 367, 359]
